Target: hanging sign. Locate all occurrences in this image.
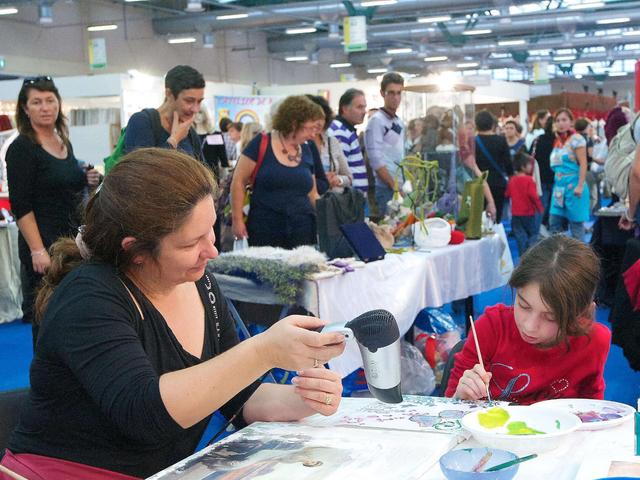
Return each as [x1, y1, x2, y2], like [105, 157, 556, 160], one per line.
[88, 38, 107, 70]
[344, 16, 367, 53]
[533, 61, 549, 85]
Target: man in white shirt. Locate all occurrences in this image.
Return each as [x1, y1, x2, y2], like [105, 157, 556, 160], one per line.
[364, 72, 405, 216]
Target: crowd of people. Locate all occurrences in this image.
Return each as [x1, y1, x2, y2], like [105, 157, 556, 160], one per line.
[1, 63, 638, 479]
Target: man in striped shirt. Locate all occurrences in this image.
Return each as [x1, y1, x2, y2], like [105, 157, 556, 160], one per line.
[328, 88, 369, 195]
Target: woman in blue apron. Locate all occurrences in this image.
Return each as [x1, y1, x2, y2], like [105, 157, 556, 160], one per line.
[549, 108, 589, 240]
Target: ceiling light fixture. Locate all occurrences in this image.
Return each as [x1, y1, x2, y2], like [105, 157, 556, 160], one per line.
[417, 15, 451, 23]
[498, 39, 526, 46]
[424, 56, 448, 62]
[360, 0, 397, 6]
[623, 30, 640, 36]
[596, 17, 630, 25]
[330, 62, 351, 68]
[168, 36, 197, 44]
[457, 62, 479, 68]
[285, 55, 308, 61]
[184, 1, 204, 13]
[285, 26, 317, 34]
[386, 47, 412, 54]
[568, 1, 605, 9]
[87, 24, 118, 32]
[0, 7, 18, 15]
[553, 55, 576, 61]
[462, 29, 492, 35]
[367, 67, 388, 73]
[608, 71, 627, 76]
[574, 74, 583, 79]
[216, 13, 248, 20]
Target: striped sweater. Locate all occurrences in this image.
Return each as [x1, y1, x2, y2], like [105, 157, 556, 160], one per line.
[328, 117, 368, 193]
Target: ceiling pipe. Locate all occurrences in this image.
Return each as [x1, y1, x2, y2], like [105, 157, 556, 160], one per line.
[267, 3, 640, 53]
[151, 0, 537, 35]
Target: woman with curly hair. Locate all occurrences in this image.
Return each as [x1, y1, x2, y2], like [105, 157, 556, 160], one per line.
[231, 95, 324, 248]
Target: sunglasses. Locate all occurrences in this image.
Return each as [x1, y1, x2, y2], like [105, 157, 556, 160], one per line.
[22, 75, 53, 86]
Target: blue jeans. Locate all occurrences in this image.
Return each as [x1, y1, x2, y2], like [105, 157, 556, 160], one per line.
[549, 214, 585, 241]
[374, 183, 394, 217]
[512, 215, 539, 256]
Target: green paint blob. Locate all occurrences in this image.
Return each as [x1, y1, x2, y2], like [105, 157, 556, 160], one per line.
[506, 421, 546, 435]
[478, 407, 510, 429]
[555, 420, 561, 430]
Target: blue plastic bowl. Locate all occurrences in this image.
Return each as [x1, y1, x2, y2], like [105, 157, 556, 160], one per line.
[439, 448, 519, 480]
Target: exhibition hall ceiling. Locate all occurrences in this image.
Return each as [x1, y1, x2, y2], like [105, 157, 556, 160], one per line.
[1, 0, 640, 79]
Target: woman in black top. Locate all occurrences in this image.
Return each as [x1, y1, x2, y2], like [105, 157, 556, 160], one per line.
[1, 149, 345, 479]
[529, 115, 555, 227]
[6, 76, 100, 328]
[474, 110, 513, 223]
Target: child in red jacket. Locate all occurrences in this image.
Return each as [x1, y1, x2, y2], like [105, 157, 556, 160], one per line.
[505, 152, 543, 256]
[445, 235, 610, 405]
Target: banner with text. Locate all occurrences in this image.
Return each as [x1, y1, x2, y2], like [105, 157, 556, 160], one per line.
[214, 95, 283, 127]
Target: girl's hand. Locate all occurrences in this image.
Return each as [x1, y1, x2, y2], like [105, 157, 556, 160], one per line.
[454, 364, 492, 401]
[485, 203, 496, 221]
[292, 367, 343, 416]
[257, 315, 346, 372]
[86, 168, 102, 188]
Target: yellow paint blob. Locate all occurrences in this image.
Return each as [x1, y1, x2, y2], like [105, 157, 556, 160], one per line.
[478, 407, 510, 429]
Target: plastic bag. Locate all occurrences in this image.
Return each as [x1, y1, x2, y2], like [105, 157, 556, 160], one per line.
[401, 340, 436, 395]
[413, 308, 463, 386]
[233, 237, 248, 251]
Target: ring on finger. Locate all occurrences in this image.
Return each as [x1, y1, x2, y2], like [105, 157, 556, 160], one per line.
[324, 394, 332, 406]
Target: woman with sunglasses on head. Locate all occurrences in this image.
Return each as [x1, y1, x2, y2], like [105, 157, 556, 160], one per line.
[6, 76, 100, 331]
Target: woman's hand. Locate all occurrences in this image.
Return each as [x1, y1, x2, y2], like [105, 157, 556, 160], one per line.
[325, 171, 341, 188]
[232, 219, 248, 240]
[31, 249, 51, 274]
[86, 168, 102, 188]
[292, 367, 343, 416]
[167, 111, 194, 147]
[485, 202, 496, 221]
[257, 315, 346, 372]
[573, 184, 584, 197]
[454, 364, 492, 401]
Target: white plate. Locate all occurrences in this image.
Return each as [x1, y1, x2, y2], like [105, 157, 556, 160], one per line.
[461, 405, 581, 454]
[534, 399, 635, 430]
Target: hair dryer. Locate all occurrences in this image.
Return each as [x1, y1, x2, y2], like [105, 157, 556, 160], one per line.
[324, 309, 402, 404]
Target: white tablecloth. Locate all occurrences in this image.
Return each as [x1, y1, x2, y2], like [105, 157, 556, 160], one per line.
[214, 225, 512, 376]
[0, 222, 22, 323]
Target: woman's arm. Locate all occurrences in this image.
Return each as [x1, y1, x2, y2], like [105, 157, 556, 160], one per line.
[308, 176, 320, 205]
[17, 213, 50, 273]
[573, 145, 587, 197]
[243, 368, 343, 423]
[230, 154, 255, 239]
[331, 136, 353, 186]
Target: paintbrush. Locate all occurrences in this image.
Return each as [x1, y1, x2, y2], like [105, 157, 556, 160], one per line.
[468, 314, 491, 402]
[484, 453, 538, 472]
[472, 449, 493, 472]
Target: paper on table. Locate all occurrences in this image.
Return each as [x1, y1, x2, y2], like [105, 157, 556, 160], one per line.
[148, 422, 461, 480]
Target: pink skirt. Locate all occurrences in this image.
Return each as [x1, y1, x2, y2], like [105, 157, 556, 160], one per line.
[1, 449, 141, 480]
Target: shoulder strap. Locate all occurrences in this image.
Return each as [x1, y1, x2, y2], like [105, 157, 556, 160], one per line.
[249, 133, 268, 187]
[188, 127, 204, 162]
[199, 273, 221, 356]
[476, 136, 508, 181]
[327, 135, 336, 172]
[143, 108, 165, 148]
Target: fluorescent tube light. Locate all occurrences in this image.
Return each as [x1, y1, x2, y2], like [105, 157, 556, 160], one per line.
[424, 56, 448, 62]
[87, 24, 118, 32]
[216, 13, 248, 20]
[386, 48, 412, 54]
[462, 29, 492, 35]
[596, 17, 630, 25]
[418, 15, 451, 23]
[168, 37, 197, 44]
[285, 56, 308, 61]
[330, 63, 352, 68]
[285, 27, 317, 34]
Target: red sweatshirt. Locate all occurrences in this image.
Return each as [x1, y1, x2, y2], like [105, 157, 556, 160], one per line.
[445, 304, 611, 405]
[505, 174, 543, 216]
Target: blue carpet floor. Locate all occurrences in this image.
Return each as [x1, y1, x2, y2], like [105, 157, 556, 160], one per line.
[1, 231, 639, 407]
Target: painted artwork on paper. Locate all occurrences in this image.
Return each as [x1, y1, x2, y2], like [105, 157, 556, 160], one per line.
[302, 395, 503, 433]
[148, 422, 459, 480]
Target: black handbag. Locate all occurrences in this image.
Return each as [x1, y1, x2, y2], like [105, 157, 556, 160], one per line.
[316, 188, 365, 259]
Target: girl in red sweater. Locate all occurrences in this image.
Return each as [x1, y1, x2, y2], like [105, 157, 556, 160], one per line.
[445, 236, 610, 405]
